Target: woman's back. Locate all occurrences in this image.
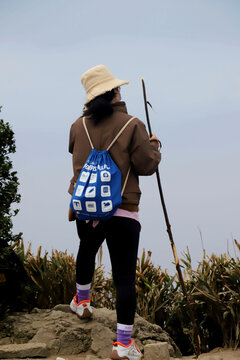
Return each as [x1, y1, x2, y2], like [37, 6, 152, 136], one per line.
[68, 101, 160, 210]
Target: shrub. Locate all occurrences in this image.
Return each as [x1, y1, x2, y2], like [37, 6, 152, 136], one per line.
[14, 241, 75, 310]
[0, 109, 24, 315]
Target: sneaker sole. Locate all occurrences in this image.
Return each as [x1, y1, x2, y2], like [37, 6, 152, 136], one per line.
[111, 347, 142, 360]
[70, 306, 92, 319]
[111, 349, 129, 359]
[110, 350, 143, 360]
[77, 307, 92, 319]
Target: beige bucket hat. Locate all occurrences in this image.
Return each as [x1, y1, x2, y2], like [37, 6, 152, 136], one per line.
[81, 64, 129, 105]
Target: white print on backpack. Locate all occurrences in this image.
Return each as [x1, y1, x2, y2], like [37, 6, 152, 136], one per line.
[70, 116, 135, 220]
[85, 186, 96, 198]
[86, 201, 97, 212]
[101, 185, 111, 197]
[80, 171, 90, 183]
[101, 200, 113, 212]
[73, 200, 82, 211]
[101, 171, 111, 182]
[83, 163, 110, 171]
[75, 185, 84, 196]
[89, 173, 97, 183]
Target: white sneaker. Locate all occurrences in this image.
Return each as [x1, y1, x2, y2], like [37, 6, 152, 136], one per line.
[70, 293, 93, 319]
[111, 339, 142, 360]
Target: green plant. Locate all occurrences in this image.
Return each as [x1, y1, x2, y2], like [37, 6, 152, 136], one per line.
[15, 241, 75, 309]
[0, 109, 24, 316]
[0, 107, 22, 247]
[135, 249, 174, 323]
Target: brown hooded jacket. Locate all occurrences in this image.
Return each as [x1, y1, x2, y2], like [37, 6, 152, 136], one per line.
[68, 102, 161, 212]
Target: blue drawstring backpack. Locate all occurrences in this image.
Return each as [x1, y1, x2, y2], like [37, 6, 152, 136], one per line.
[70, 116, 135, 221]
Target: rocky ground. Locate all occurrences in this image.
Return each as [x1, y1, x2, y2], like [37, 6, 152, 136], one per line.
[1, 305, 240, 360]
[0, 305, 180, 359]
[183, 348, 240, 360]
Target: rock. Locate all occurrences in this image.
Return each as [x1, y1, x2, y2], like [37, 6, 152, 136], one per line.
[48, 338, 61, 353]
[142, 339, 176, 358]
[133, 314, 181, 357]
[0, 306, 181, 358]
[0, 342, 48, 358]
[0, 338, 12, 346]
[199, 355, 223, 360]
[53, 304, 72, 313]
[58, 327, 91, 355]
[144, 341, 170, 360]
[91, 324, 114, 358]
[29, 326, 56, 345]
[168, 344, 175, 357]
[31, 307, 44, 314]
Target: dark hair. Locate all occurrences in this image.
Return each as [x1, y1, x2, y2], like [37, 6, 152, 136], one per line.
[83, 89, 115, 124]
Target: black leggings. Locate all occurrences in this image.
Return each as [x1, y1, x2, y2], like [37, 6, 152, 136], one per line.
[75, 216, 141, 325]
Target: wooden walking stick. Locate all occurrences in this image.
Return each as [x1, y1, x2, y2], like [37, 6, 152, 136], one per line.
[142, 78, 201, 357]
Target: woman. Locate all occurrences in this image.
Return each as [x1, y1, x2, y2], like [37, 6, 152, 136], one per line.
[68, 64, 161, 360]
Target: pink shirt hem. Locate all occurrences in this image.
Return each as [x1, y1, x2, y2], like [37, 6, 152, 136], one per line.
[87, 209, 140, 228]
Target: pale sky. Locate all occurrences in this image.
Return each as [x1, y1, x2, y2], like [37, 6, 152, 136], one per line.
[1, 0, 240, 274]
